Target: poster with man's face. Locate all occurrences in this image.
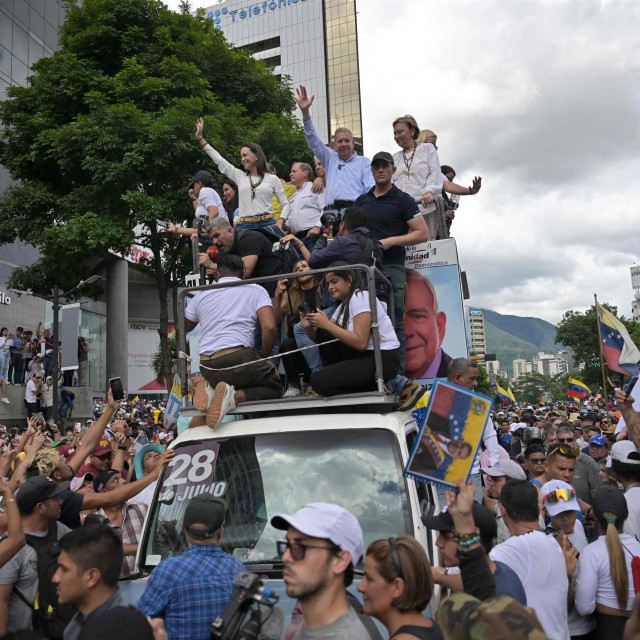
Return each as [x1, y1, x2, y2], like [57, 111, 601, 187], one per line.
[404, 239, 469, 385]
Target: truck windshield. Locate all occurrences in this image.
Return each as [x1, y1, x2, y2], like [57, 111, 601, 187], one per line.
[142, 429, 411, 569]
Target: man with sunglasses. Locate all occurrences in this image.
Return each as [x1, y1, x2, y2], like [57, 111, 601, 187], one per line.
[556, 424, 602, 506]
[271, 502, 372, 640]
[522, 444, 546, 486]
[74, 440, 115, 480]
[137, 494, 245, 640]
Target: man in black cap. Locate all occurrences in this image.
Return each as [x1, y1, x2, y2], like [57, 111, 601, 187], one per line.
[355, 151, 428, 373]
[136, 493, 245, 640]
[423, 500, 527, 605]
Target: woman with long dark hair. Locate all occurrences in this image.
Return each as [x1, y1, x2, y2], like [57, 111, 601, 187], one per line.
[357, 536, 443, 639]
[195, 118, 290, 244]
[302, 262, 400, 396]
[221, 178, 239, 225]
[575, 485, 640, 639]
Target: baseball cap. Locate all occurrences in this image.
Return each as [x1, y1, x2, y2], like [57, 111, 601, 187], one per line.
[77, 605, 153, 640]
[422, 503, 497, 545]
[589, 434, 607, 447]
[611, 440, 640, 465]
[271, 502, 364, 565]
[55, 444, 76, 460]
[371, 151, 394, 165]
[16, 476, 70, 511]
[183, 494, 228, 539]
[481, 459, 526, 481]
[70, 472, 93, 493]
[93, 469, 120, 493]
[188, 169, 213, 189]
[592, 486, 628, 523]
[91, 440, 112, 456]
[540, 480, 579, 516]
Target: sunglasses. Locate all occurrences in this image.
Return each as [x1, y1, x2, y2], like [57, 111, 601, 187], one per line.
[548, 444, 578, 458]
[276, 540, 339, 562]
[388, 537, 404, 580]
[543, 487, 577, 505]
[557, 437, 575, 443]
[528, 457, 546, 464]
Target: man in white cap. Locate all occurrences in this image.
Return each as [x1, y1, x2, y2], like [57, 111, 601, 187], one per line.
[481, 459, 526, 544]
[610, 440, 640, 539]
[271, 502, 370, 639]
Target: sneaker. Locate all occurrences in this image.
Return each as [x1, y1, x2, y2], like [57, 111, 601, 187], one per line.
[193, 379, 215, 412]
[283, 386, 302, 398]
[0, 398, 8, 404]
[206, 382, 236, 428]
[397, 380, 426, 412]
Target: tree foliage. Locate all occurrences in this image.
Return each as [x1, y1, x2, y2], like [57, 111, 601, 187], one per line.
[0, 0, 312, 389]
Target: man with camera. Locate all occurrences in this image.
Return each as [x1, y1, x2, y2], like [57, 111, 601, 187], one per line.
[137, 494, 245, 640]
[198, 217, 283, 297]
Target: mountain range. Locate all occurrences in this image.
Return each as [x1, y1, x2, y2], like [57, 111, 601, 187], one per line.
[478, 308, 565, 376]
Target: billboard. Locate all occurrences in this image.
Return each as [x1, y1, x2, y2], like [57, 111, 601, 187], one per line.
[632, 266, 640, 290]
[128, 322, 167, 394]
[404, 239, 469, 387]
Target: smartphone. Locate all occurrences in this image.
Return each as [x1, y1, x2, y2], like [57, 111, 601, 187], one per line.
[625, 376, 639, 397]
[109, 377, 125, 401]
[302, 289, 317, 313]
[156, 219, 168, 229]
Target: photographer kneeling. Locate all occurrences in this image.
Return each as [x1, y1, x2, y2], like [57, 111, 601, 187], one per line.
[302, 262, 400, 396]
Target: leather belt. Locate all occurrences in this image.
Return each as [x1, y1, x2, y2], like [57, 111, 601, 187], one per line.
[200, 346, 245, 360]
[235, 213, 274, 224]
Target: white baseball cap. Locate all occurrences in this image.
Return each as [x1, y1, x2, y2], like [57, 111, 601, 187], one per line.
[540, 479, 579, 516]
[481, 459, 526, 481]
[611, 440, 640, 465]
[271, 502, 364, 565]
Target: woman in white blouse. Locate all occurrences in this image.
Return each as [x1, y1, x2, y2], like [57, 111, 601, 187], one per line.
[575, 485, 640, 639]
[194, 118, 291, 245]
[0, 328, 11, 383]
[302, 261, 400, 396]
[391, 115, 443, 240]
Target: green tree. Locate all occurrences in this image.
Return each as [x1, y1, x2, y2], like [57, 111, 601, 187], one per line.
[556, 302, 640, 390]
[0, 0, 311, 391]
[476, 363, 492, 396]
[511, 372, 553, 405]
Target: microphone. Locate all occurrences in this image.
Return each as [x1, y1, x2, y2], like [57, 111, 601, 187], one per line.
[338, 164, 344, 170]
[206, 245, 219, 261]
[258, 605, 284, 640]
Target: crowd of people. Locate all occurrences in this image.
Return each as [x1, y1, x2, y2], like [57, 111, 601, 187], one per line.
[172, 86, 481, 428]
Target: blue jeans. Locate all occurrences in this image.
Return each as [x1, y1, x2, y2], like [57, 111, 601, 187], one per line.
[294, 321, 323, 373]
[43, 355, 53, 378]
[0, 351, 9, 381]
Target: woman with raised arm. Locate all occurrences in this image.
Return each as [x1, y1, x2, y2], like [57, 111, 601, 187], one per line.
[194, 118, 290, 245]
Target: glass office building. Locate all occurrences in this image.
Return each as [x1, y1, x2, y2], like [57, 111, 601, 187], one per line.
[205, 0, 363, 149]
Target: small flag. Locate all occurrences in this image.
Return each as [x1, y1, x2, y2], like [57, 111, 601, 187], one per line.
[495, 380, 512, 405]
[568, 378, 591, 400]
[597, 303, 640, 376]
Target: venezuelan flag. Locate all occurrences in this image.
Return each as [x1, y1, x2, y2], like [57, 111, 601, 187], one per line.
[597, 303, 640, 376]
[495, 380, 512, 405]
[567, 378, 591, 400]
[507, 386, 516, 403]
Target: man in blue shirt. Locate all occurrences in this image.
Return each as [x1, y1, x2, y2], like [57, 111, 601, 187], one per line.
[294, 85, 374, 214]
[137, 494, 245, 640]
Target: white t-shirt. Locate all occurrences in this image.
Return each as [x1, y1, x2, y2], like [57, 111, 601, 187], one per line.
[331, 291, 400, 351]
[133, 480, 157, 508]
[624, 486, 640, 539]
[185, 277, 272, 354]
[490, 530, 569, 640]
[568, 519, 589, 551]
[575, 533, 640, 614]
[24, 380, 38, 403]
[195, 187, 223, 219]
[283, 182, 324, 234]
[567, 521, 595, 636]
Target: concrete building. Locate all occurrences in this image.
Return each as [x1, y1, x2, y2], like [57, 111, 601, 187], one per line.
[205, 0, 364, 149]
[468, 309, 486, 360]
[486, 360, 501, 376]
[512, 358, 531, 379]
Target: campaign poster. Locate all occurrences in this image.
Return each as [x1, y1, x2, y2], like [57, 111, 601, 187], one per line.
[163, 374, 183, 429]
[405, 380, 492, 489]
[404, 239, 469, 387]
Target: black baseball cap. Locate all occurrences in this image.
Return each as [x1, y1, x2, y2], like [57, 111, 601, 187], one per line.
[183, 494, 228, 539]
[16, 476, 70, 511]
[188, 169, 214, 189]
[371, 151, 394, 165]
[592, 486, 628, 523]
[422, 503, 497, 543]
[93, 469, 120, 493]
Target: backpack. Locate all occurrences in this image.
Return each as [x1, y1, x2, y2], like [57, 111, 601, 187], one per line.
[352, 233, 390, 303]
[24, 522, 77, 640]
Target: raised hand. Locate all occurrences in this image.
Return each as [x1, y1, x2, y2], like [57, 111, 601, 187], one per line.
[195, 117, 204, 141]
[469, 176, 482, 194]
[294, 85, 314, 115]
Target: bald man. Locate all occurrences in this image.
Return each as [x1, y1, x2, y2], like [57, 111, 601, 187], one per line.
[404, 269, 450, 379]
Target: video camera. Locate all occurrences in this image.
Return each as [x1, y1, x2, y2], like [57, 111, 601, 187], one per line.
[271, 240, 291, 255]
[211, 571, 279, 640]
[320, 209, 341, 237]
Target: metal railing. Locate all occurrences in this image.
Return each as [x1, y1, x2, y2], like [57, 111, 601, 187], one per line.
[177, 263, 395, 399]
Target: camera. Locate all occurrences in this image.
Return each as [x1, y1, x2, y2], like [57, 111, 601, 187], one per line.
[272, 240, 291, 255]
[320, 210, 341, 237]
[211, 571, 278, 640]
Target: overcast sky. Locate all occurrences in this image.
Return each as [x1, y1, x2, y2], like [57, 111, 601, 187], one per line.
[167, 0, 640, 324]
